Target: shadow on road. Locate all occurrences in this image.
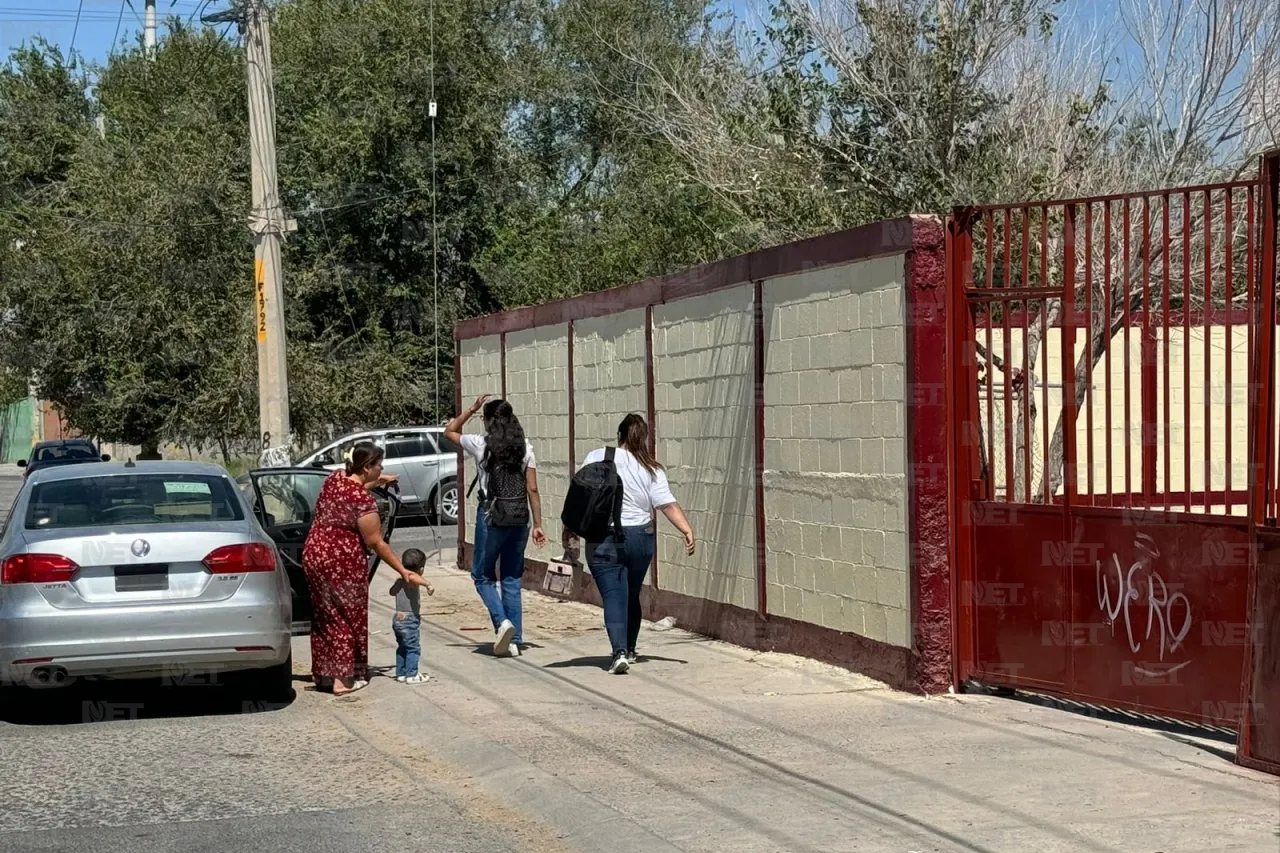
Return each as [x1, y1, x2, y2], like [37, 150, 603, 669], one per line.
[0, 677, 295, 726]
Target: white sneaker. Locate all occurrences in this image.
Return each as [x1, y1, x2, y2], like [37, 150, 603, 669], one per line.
[395, 675, 406, 683]
[608, 652, 630, 675]
[403, 674, 429, 684]
[494, 620, 516, 656]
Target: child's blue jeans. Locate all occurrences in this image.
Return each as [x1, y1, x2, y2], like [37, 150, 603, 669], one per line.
[393, 614, 422, 677]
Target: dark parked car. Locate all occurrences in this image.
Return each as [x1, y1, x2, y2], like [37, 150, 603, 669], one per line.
[17, 439, 110, 480]
[236, 467, 401, 634]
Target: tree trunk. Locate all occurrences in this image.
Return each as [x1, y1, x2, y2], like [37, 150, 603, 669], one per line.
[1043, 286, 1148, 499]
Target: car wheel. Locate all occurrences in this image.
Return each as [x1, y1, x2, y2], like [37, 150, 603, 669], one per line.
[436, 479, 458, 525]
[240, 653, 294, 706]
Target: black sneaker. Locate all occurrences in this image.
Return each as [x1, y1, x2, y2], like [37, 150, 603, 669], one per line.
[607, 652, 630, 674]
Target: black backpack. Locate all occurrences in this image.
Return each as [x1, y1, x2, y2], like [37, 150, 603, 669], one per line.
[468, 452, 530, 528]
[561, 447, 624, 541]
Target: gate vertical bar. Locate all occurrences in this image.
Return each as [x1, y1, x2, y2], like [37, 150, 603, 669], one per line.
[1063, 204, 1079, 505]
[1252, 165, 1277, 525]
[1182, 192, 1192, 512]
[1142, 199, 1158, 503]
[1226, 191, 1236, 513]
[1062, 203, 1080, 695]
[1162, 195, 1173, 509]
[1203, 191, 1212, 513]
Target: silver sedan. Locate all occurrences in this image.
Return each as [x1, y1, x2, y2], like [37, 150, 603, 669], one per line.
[0, 461, 292, 698]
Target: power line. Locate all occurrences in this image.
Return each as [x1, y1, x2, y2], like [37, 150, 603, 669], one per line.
[110, 0, 126, 59]
[67, 0, 86, 65]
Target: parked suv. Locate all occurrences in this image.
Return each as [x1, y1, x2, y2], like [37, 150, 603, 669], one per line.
[294, 427, 459, 525]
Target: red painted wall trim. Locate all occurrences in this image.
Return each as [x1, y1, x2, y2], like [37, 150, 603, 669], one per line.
[499, 332, 507, 399]
[455, 219, 917, 340]
[753, 279, 768, 617]
[645, 304, 659, 590]
[904, 215, 952, 695]
[454, 341, 466, 573]
[567, 320, 576, 473]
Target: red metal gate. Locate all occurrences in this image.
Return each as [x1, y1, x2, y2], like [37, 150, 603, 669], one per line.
[948, 155, 1279, 735]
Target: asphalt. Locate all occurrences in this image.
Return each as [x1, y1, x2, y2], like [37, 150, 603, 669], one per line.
[0, 471, 1275, 852]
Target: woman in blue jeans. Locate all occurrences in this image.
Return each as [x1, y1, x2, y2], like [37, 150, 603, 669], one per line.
[574, 414, 695, 674]
[446, 394, 547, 657]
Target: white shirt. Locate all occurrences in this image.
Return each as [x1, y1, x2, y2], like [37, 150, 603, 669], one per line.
[459, 435, 537, 497]
[580, 447, 677, 527]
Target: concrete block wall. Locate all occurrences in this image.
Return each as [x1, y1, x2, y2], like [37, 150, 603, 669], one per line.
[458, 335, 501, 548]
[453, 217, 950, 693]
[653, 286, 758, 610]
[504, 325, 571, 561]
[573, 309, 648, 461]
[762, 255, 911, 648]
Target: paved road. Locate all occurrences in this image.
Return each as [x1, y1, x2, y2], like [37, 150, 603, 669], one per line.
[0, 662, 550, 853]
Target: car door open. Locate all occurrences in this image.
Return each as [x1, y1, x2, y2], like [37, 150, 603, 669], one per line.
[247, 469, 402, 634]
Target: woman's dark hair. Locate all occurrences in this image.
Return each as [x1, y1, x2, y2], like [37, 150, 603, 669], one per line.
[618, 413, 661, 476]
[482, 398, 527, 473]
[345, 441, 384, 476]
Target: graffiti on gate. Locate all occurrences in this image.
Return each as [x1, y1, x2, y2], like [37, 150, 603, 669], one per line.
[1096, 532, 1194, 679]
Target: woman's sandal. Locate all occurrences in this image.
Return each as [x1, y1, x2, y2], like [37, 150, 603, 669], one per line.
[333, 679, 369, 697]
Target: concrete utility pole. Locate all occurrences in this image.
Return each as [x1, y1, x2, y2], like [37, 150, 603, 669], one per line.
[144, 0, 157, 58]
[208, 0, 297, 464]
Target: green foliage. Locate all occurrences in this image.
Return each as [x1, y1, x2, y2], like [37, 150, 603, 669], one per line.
[1, 0, 1243, 453]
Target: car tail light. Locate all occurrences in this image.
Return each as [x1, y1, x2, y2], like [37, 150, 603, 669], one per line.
[202, 543, 277, 574]
[1, 553, 79, 584]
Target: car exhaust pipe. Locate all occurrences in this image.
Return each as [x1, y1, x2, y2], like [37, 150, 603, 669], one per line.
[30, 666, 69, 686]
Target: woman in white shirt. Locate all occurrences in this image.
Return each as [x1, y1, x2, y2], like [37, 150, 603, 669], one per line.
[445, 394, 547, 657]
[573, 413, 695, 674]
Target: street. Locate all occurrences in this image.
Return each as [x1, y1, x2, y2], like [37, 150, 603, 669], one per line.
[0, 513, 1275, 853]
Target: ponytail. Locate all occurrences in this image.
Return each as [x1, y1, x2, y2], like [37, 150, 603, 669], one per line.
[346, 441, 384, 476]
[618, 413, 661, 476]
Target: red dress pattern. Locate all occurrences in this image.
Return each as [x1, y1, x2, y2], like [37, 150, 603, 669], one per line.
[302, 472, 378, 682]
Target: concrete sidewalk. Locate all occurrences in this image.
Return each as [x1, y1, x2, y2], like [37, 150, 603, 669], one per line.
[298, 551, 1277, 853]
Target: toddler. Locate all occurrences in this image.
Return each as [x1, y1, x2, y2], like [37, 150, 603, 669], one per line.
[390, 548, 434, 683]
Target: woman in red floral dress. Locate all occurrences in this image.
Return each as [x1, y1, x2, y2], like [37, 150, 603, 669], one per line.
[303, 442, 432, 696]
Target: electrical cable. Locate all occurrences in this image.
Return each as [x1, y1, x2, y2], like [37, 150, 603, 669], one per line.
[111, 0, 127, 56]
[67, 0, 86, 67]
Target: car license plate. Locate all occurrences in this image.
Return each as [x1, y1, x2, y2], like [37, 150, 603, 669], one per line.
[114, 564, 169, 592]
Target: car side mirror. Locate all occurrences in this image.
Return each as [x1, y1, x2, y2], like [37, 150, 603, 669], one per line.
[101, 454, 111, 462]
[16, 460, 25, 468]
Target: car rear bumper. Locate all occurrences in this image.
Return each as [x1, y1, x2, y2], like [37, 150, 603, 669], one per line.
[0, 596, 290, 684]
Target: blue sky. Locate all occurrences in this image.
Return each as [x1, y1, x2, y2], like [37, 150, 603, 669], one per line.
[0, 0, 227, 66]
[6, 0, 757, 68]
[1, 0, 755, 67]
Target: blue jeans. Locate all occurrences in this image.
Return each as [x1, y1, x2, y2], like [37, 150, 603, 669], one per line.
[392, 614, 421, 677]
[586, 526, 655, 656]
[472, 506, 529, 645]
